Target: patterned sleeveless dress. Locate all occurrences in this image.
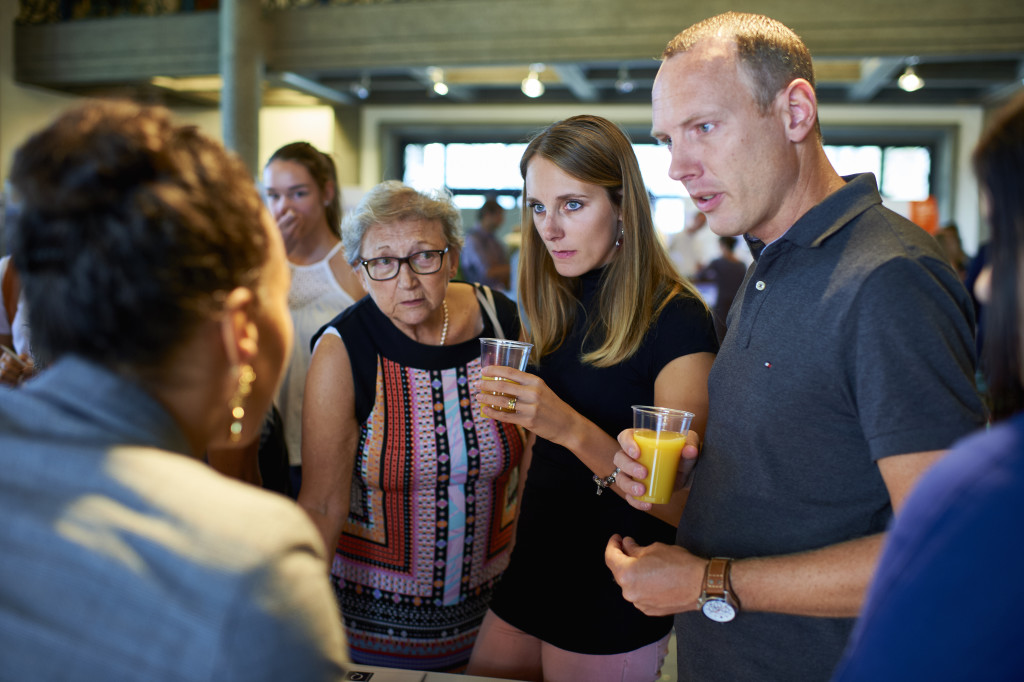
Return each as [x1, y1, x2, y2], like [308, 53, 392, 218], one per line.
[313, 288, 523, 671]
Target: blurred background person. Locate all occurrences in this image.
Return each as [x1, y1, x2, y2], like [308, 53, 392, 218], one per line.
[461, 196, 511, 291]
[298, 181, 524, 672]
[262, 142, 365, 496]
[694, 235, 748, 342]
[466, 115, 717, 682]
[934, 221, 969, 281]
[0, 254, 34, 384]
[964, 241, 991, 392]
[0, 100, 348, 680]
[831, 92, 1024, 682]
[665, 209, 716, 280]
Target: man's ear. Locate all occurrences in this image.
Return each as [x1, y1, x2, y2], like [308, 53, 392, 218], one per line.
[781, 78, 818, 143]
[219, 287, 259, 368]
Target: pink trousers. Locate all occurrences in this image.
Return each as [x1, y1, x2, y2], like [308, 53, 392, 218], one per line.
[466, 610, 670, 682]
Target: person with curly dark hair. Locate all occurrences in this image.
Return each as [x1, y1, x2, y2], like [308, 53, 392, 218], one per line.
[0, 100, 348, 680]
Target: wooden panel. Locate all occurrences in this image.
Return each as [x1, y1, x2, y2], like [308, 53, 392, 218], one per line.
[15, 12, 219, 85]
[13, 0, 1024, 86]
[265, 0, 1024, 68]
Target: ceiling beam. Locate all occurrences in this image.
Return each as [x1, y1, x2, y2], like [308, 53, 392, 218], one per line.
[982, 58, 1024, 104]
[267, 71, 354, 105]
[847, 57, 906, 102]
[551, 64, 598, 102]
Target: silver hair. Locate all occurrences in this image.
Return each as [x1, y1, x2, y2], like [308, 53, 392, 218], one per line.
[343, 180, 464, 263]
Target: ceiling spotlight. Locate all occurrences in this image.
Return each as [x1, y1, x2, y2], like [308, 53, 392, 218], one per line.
[351, 74, 370, 100]
[898, 58, 924, 93]
[521, 63, 546, 98]
[427, 67, 449, 96]
[615, 65, 635, 95]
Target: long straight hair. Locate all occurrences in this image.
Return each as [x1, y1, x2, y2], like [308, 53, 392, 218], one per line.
[517, 115, 704, 367]
[973, 93, 1024, 420]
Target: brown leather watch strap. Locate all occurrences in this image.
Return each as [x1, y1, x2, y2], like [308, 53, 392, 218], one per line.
[704, 557, 730, 598]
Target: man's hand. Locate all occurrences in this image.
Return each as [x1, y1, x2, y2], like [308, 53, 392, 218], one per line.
[605, 534, 706, 616]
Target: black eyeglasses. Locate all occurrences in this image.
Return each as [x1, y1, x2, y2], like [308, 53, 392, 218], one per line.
[360, 247, 450, 281]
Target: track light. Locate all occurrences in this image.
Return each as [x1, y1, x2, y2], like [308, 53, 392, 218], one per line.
[615, 65, 635, 94]
[898, 59, 924, 93]
[428, 67, 449, 96]
[521, 63, 545, 98]
[351, 74, 370, 100]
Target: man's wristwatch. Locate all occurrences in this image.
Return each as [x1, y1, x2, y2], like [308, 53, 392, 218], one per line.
[698, 557, 740, 622]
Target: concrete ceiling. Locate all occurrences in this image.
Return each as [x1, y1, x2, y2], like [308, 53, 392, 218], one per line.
[13, 1, 1024, 110]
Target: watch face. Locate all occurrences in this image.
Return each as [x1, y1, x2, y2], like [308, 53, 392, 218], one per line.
[701, 598, 737, 623]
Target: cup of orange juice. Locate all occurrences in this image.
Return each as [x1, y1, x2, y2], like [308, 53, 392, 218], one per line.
[631, 405, 694, 504]
[480, 338, 533, 412]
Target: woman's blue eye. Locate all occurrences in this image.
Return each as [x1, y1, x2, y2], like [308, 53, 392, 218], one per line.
[698, 123, 714, 134]
[530, 202, 545, 214]
[565, 200, 582, 211]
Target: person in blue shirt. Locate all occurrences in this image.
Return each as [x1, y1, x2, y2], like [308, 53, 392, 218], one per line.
[832, 92, 1024, 682]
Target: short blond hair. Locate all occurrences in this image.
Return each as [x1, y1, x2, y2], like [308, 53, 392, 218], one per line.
[664, 12, 816, 119]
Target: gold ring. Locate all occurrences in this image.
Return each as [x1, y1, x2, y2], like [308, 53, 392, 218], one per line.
[506, 397, 517, 411]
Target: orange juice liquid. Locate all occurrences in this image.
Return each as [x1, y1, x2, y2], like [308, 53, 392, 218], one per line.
[633, 429, 687, 504]
[482, 376, 520, 412]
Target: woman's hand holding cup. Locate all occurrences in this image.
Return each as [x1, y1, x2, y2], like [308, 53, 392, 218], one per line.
[614, 416, 700, 512]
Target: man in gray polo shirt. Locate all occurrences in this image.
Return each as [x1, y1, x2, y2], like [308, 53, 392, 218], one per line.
[605, 12, 987, 681]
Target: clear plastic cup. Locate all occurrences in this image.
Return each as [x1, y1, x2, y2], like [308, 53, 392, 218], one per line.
[480, 338, 533, 412]
[631, 405, 695, 504]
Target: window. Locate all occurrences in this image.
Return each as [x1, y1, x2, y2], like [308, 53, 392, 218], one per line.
[402, 141, 693, 239]
[824, 144, 931, 202]
[402, 140, 933, 235]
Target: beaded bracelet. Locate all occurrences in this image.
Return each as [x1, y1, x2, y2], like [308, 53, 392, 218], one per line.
[593, 467, 621, 495]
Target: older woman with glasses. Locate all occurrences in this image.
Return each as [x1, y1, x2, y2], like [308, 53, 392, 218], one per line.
[298, 180, 525, 672]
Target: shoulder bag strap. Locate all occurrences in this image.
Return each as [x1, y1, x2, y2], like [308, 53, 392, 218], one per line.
[474, 283, 504, 340]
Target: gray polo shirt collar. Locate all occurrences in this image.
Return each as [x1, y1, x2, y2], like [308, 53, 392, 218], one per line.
[746, 173, 882, 260]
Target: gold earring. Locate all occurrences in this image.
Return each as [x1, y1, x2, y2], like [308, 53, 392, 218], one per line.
[228, 364, 256, 442]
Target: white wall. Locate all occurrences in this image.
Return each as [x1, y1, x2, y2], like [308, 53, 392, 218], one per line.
[258, 106, 336, 169]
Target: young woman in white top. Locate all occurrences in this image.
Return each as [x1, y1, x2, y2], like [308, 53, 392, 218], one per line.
[262, 143, 365, 494]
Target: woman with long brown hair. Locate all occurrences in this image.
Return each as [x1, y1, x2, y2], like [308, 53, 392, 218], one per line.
[467, 115, 718, 681]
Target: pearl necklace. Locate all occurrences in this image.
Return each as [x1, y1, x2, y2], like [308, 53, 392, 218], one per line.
[439, 298, 449, 346]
